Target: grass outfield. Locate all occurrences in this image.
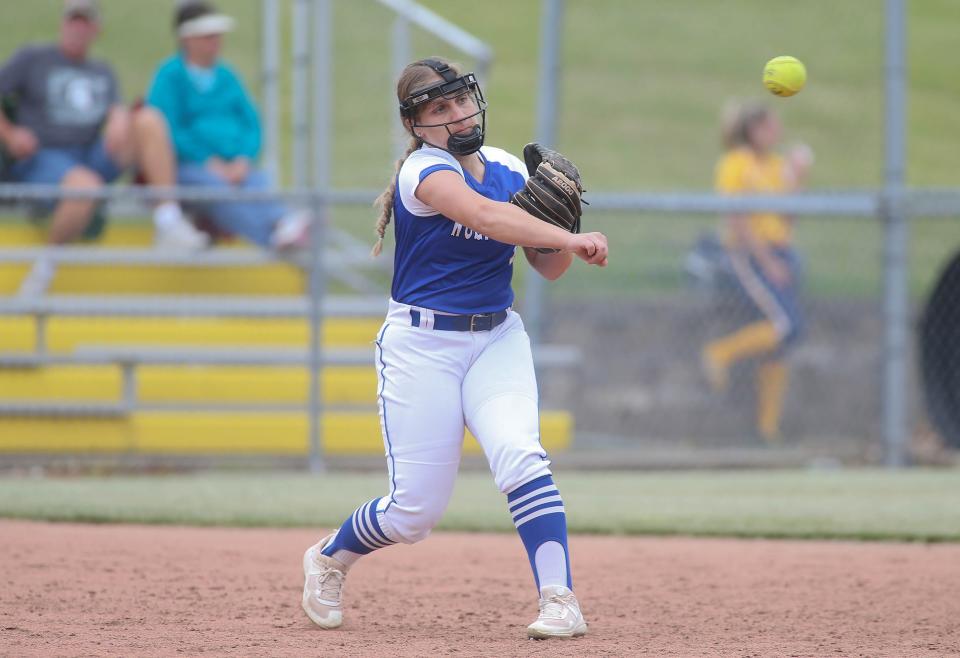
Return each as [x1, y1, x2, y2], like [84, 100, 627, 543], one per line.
[1, 468, 958, 541]
[3, 1, 960, 189]
[3, 2, 957, 299]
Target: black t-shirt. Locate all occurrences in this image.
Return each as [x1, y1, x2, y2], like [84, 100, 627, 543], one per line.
[0, 44, 120, 148]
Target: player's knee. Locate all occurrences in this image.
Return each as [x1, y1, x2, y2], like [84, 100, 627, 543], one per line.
[382, 499, 445, 544]
[133, 105, 170, 137]
[385, 513, 437, 544]
[781, 315, 804, 347]
[782, 327, 800, 348]
[493, 452, 552, 495]
[391, 522, 433, 544]
[472, 413, 548, 494]
[62, 166, 103, 189]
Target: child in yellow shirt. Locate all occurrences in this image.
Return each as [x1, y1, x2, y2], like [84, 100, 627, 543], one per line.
[703, 102, 813, 443]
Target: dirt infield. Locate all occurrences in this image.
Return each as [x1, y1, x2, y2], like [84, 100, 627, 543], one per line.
[1, 521, 958, 657]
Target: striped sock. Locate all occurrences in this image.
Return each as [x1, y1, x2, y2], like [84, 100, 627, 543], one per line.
[321, 497, 396, 562]
[507, 474, 572, 590]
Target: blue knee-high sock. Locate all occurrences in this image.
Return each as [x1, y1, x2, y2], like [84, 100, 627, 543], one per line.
[507, 474, 572, 590]
[321, 497, 395, 558]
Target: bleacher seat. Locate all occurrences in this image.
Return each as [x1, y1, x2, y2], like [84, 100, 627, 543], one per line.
[0, 223, 574, 457]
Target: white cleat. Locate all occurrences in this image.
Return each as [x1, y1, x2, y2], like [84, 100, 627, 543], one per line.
[270, 210, 312, 251]
[154, 217, 210, 251]
[302, 534, 347, 629]
[526, 585, 588, 640]
[17, 257, 56, 298]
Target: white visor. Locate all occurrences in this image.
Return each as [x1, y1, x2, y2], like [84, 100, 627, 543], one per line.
[178, 14, 235, 38]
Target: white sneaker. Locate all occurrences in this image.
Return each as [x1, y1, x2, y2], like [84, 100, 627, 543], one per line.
[154, 217, 210, 251]
[17, 256, 56, 298]
[302, 534, 347, 629]
[271, 210, 312, 251]
[527, 585, 588, 640]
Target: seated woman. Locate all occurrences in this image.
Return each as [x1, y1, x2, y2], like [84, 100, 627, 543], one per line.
[145, 1, 309, 252]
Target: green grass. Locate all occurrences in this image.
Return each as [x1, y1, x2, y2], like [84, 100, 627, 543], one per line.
[2, 1, 958, 298]
[1, 469, 958, 541]
[4, 0, 959, 186]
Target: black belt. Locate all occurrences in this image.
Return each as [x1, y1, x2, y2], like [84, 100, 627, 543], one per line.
[409, 309, 508, 332]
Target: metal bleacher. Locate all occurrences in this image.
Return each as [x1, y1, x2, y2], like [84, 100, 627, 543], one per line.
[0, 0, 586, 464]
[0, 223, 578, 460]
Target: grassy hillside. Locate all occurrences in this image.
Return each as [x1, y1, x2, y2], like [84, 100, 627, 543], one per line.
[3, 0, 958, 188]
[1, 469, 958, 541]
[1, 0, 957, 298]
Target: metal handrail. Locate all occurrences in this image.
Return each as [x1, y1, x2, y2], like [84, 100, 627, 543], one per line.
[0, 246, 380, 268]
[0, 294, 387, 318]
[0, 183, 374, 205]
[376, 0, 494, 64]
[0, 181, 897, 216]
[0, 344, 578, 368]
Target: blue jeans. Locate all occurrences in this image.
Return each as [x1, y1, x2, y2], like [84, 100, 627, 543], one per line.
[177, 163, 288, 247]
[9, 138, 124, 216]
[728, 246, 804, 351]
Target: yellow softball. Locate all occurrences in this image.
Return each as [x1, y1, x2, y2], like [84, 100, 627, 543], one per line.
[763, 56, 806, 97]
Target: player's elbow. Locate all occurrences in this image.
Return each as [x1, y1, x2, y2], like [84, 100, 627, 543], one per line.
[472, 200, 503, 236]
[540, 266, 565, 281]
[536, 252, 572, 281]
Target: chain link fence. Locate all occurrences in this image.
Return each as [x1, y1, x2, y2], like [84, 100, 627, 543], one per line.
[0, 0, 957, 468]
[911, 218, 960, 459]
[531, 210, 959, 465]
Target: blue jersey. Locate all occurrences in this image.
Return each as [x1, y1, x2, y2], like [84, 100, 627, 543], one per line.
[392, 145, 528, 314]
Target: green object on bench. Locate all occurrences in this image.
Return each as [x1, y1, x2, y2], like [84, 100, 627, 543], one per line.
[81, 206, 107, 240]
[1, 94, 106, 240]
[0, 94, 16, 182]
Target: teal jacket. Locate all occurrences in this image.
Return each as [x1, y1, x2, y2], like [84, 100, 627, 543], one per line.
[146, 54, 261, 164]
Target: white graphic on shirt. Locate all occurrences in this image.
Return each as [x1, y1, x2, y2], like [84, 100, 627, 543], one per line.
[47, 68, 111, 126]
[449, 222, 489, 240]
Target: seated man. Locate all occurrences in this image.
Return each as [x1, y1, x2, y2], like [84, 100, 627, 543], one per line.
[145, 1, 309, 252]
[0, 0, 210, 295]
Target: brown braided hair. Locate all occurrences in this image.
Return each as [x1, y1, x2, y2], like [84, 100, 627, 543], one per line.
[721, 101, 773, 151]
[371, 58, 464, 257]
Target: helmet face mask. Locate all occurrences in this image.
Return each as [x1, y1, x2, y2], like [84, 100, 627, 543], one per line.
[400, 64, 487, 156]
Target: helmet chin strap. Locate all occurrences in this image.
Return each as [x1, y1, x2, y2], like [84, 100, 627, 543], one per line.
[413, 125, 483, 156]
[444, 126, 483, 156]
[413, 116, 486, 156]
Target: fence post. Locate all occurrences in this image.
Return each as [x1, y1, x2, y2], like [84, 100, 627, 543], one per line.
[524, 0, 564, 346]
[391, 16, 412, 159]
[882, 0, 909, 467]
[260, 0, 280, 183]
[292, 0, 311, 188]
[307, 0, 333, 474]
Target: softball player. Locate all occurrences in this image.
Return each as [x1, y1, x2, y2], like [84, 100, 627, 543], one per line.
[702, 102, 812, 442]
[301, 57, 607, 639]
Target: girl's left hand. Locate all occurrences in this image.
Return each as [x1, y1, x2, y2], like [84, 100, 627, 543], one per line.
[787, 143, 814, 181]
[567, 232, 609, 267]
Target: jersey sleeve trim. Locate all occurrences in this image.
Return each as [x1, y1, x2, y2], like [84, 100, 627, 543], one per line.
[398, 147, 464, 217]
[418, 163, 459, 183]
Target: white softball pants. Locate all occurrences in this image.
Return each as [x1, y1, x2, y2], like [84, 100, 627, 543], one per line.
[372, 299, 553, 545]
